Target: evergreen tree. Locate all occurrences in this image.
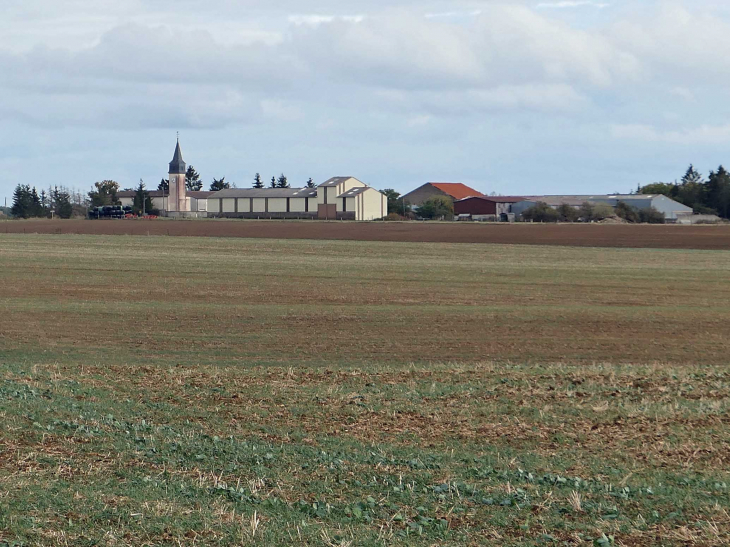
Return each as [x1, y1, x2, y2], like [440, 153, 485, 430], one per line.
[277, 174, 290, 188]
[30, 187, 44, 217]
[253, 173, 264, 189]
[52, 186, 73, 219]
[11, 184, 33, 218]
[158, 178, 169, 192]
[132, 180, 153, 215]
[210, 177, 231, 191]
[269, 176, 277, 188]
[677, 164, 706, 211]
[708, 166, 730, 218]
[186, 166, 203, 191]
[306, 178, 316, 188]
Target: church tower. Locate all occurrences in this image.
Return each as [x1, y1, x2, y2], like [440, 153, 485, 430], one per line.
[168, 139, 188, 212]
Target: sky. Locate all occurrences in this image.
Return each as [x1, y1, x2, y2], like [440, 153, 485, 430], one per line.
[3, 0, 730, 201]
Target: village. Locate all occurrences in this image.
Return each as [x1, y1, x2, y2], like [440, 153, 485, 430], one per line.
[97, 140, 713, 225]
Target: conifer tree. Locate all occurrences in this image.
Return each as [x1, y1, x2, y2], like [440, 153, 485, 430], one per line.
[186, 166, 203, 191]
[269, 176, 277, 188]
[306, 178, 315, 188]
[253, 173, 264, 189]
[11, 185, 33, 218]
[277, 174, 289, 188]
[210, 177, 230, 191]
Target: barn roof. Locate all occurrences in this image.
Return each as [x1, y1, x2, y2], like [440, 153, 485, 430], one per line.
[118, 190, 214, 199]
[320, 177, 358, 187]
[212, 188, 319, 198]
[338, 187, 375, 197]
[426, 183, 484, 200]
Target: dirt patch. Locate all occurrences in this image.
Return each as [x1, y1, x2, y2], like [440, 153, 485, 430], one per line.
[3, 219, 730, 249]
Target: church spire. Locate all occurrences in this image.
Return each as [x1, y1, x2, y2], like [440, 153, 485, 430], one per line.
[169, 138, 186, 175]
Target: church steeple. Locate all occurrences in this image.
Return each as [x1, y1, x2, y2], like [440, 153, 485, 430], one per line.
[169, 138, 186, 175]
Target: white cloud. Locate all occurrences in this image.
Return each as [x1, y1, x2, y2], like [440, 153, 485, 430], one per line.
[288, 14, 365, 26]
[536, 1, 610, 9]
[2, 1, 730, 197]
[611, 123, 730, 144]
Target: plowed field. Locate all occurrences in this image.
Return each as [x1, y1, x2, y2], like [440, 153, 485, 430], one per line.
[2, 218, 730, 249]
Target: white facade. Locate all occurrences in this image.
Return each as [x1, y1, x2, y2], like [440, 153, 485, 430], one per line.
[207, 178, 386, 220]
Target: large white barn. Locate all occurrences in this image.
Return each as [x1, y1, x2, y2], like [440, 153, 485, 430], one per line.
[208, 177, 387, 221]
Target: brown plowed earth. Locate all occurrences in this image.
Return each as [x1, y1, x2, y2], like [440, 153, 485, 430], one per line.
[2, 219, 730, 249]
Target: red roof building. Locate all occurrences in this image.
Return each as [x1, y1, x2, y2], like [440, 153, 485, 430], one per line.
[402, 182, 484, 207]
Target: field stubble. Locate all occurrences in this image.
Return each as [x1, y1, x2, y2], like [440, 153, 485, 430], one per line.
[0, 234, 729, 546]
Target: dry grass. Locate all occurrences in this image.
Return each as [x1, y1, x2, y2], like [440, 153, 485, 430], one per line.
[0, 234, 729, 546]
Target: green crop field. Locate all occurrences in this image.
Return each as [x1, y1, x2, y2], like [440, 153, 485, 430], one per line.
[0, 234, 729, 546]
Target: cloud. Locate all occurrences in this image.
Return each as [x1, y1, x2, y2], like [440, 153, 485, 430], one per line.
[288, 14, 365, 26]
[536, 1, 610, 9]
[611, 123, 730, 145]
[3, 1, 730, 197]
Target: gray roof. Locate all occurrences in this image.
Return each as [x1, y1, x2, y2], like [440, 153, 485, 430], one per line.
[212, 188, 318, 198]
[118, 190, 214, 199]
[320, 176, 356, 187]
[169, 140, 186, 175]
[338, 187, 372, 197]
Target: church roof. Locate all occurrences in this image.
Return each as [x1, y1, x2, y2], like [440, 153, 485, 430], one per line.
[169, 140, 186, 174]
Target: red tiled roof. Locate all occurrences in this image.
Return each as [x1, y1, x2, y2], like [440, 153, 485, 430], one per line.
[428, 183, 484, 200]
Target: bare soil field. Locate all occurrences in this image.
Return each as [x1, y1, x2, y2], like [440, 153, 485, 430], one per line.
[3, 218, 730, 249]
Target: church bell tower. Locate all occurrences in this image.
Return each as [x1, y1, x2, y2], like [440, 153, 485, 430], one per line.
[168, 138, 187, 212]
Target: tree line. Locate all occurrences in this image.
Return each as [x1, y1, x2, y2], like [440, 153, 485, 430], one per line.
[10, 185, 84, 219]
[521, 201, 665, 224]
[639, 164, 730, 218]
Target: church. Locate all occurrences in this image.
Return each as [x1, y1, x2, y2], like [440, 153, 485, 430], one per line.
[121, 140, 388, 221]
[117, 139, 213, 217]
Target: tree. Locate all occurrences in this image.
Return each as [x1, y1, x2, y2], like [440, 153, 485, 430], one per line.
[638, 207, 665, 224]
[210, 177, 230, 191]
[675, 164, 706, 211]
[52, 186, 73, 219]
[382, 189, 411, 215]
[556, 203, 579, 222]
[88, 180, 120, 207]
[306, 178, 316, 189]
[253, 173, 264, 189]
[132, 179, 153, 215]
[30, 187, 45, 217]
[418, 196, 454, 220]
[11, 184, 33, 218]
[186, 166, 203, 191]
[590, 203, 615, 221]
[615, 201, 639, 223]
[270, 176, 277, 189]
[707, 166, 730, 218]
[639, 182, 677, 198]
[158, 178, 169, 192]
[277, 174, 290, 188]
[521, 202, 559, 222]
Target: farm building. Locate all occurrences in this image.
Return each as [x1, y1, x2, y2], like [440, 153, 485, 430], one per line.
[118, 190, 213, 213]
[402, 183, 483, 207]
[511, 194, 693, 221]
[454, 196, 525, 220]
[207, 177, 388, 221]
